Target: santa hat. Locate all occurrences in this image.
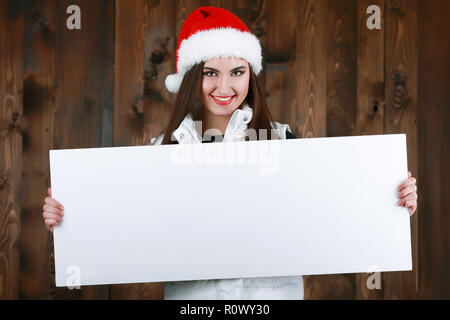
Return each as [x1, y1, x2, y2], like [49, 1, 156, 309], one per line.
[165, 7, 263, 94]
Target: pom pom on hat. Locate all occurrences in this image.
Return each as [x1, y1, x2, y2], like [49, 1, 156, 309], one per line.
[165, 73, 183, 94]
[165, 7, 262, 94]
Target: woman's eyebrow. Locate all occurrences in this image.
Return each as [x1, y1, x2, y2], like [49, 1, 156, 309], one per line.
[203, 66, 247, 72]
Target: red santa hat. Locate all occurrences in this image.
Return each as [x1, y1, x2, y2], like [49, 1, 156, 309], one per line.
[165, 6, 263, 94]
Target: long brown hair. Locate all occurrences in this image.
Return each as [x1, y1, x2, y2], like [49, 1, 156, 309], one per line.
[161, 61, 279, 145]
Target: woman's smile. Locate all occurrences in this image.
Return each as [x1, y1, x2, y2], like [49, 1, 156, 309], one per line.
[210, 94, 236, 105]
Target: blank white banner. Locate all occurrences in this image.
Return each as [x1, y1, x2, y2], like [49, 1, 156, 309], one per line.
[50, 133, 412, 287]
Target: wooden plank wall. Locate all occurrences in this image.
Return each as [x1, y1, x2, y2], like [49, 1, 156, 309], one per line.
[417, 0, 450, 299]
[0, 0, 448, 299]
[21, 0, 56, 299]
[0, 0, 24, 300]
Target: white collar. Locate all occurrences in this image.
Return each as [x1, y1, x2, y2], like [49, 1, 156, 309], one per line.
[172, 103, 253, 144]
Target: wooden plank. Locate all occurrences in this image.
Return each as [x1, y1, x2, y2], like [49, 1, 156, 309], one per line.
[266, 0, 296, 64]
[383, 0, 418, 299]
[324, 0, 358, 299]
[20, 0, 57, 299]
[355, 0, 385, 299]
[290, 0, 328, 299]
[265, 0, 298, 125]
[113, 0, 146, 148]
[264, 63, 289, 124]
[0, 0, 24, 300]
[326, 0, 357, 138]
[290, 0, 327, 139]
[143, 0, 176, 145]
[417, 0, 450, 299]
[48, 0, 113, 299]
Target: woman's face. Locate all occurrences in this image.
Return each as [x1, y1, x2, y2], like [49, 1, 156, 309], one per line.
[199, 57, 250, 117]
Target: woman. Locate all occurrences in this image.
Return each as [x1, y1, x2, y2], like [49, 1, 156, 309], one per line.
[42, 7, 418, 299]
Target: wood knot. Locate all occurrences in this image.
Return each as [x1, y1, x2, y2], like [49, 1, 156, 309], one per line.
[0, 175, 9, 189]
[0, 111, 23, 141]
[144, 36, 170, 98]
[150, 36, 170, 65]
[391, 71, 409, 109]
[132, 99, 144, 116]
[389, 1, 406, 17]
[368, 100, 379, 116]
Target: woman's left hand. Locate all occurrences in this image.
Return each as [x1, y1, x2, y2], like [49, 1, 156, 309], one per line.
[397, 171, 418, 216]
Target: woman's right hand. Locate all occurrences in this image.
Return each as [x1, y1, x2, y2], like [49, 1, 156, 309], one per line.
[43, 187, 64, 232]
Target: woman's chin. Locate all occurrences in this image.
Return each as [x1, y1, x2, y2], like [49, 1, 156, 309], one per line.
[207, 103, 239, 117]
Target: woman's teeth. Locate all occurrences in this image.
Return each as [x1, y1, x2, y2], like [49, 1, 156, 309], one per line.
[214, 96, 233, 101]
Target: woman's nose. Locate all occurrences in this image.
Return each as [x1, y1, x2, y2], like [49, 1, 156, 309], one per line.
[217, 75, 232, 93]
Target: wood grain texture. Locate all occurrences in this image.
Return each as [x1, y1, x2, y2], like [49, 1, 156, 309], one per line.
[20, 0, 57, 299]
[417, 0, 450, 299]
[0, 0, 24, 300]
[265, 0, 297, 124]
[143, 0, 176, 144]
[383, 0, 418, 300]
[264, 62, 290, 125]
[113, 0, 146, 148]
[266, 0, 296, 63]
[326, 0, 357, 138]
[355, 0, 385, 300]
[290, 0, 327, 140]
[48, 0, 113, 299]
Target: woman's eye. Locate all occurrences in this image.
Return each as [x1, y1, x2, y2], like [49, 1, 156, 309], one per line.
[203, 71, 245, 77]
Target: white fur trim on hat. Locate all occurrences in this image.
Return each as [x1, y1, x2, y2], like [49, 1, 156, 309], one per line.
[165, 27, 262, 93]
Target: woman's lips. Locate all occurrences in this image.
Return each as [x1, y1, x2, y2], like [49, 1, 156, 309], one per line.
[211, 95, 236, 106]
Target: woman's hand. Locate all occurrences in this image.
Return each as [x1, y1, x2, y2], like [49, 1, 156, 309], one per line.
[397, 171, 417, 216]
[42, 187, 64, 232]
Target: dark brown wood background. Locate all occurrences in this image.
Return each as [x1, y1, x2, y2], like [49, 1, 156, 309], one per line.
[1, 0, 448, 299]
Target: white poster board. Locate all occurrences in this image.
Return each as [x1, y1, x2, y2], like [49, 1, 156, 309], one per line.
[50, 134, 412, 287]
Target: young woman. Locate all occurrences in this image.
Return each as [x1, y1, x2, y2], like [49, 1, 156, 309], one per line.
[42, 7, 418, 300]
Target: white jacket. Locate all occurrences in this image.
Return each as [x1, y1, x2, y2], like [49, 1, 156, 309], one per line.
[150, 103, 304, 300]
